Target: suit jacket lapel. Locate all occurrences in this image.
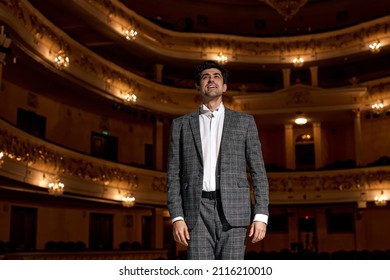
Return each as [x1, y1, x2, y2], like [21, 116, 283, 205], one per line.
[189, 110, 203, 163]
[221, 107, 233, 144]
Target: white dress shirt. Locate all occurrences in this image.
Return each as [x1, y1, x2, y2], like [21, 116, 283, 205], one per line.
[199, 103, 224, 192]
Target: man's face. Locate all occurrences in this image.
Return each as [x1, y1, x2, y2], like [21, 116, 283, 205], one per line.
[197, 68, 227, 100]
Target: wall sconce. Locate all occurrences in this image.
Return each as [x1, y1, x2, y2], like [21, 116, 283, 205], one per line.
[0, 151, 4, 167]
[48, 177, 65, 196]
[294, 112, 307, 125]
[369, 40, 381, 53]
[122, 192, 135, 208]
[297, 133, 312, 142]
[124, 28, 137, 40]
[292, 56, 304, 67]
[374, 190, 387, 206]
[53, 50, 70, 69]
[123, 92, 137, 103]
[371, 100, 384, 115]
[217, 52, 228, 64]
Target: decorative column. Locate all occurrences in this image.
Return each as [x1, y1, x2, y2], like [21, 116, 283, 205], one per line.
[282, 68, 291, 88]
[313, 122, 323, 169]
[309, 66, 318, 87]
[153, 118, 164, 171]
[287, 210, 298, 250]
[153, 64, 164, 83]
[353, 109, 363, 166]
[152, 208, 164, 249]
[0, 25, 7, 91]
[354, 208, 367, 251]
[0, 63, 4, 118]
[0, 63, 3, 91]
[284, 124, 295, 170]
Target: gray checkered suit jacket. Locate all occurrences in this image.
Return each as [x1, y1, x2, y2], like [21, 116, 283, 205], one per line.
[167, 107, 269, 230]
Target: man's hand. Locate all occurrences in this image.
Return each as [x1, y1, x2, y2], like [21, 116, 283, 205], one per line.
[248, 221, 267, 243]
[173, 220, 190, 246]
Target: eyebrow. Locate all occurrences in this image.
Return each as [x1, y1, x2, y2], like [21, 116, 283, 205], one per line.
[201, 72, 222, 78]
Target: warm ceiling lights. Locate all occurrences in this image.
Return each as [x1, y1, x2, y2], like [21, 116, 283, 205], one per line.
[369, 40, 382, 53]
[295, 112, 307, 125]
[217, 52, 228, 64]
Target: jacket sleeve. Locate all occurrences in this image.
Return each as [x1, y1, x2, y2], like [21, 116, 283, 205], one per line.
[245, 115, 269, 217]
[166, 118, 184, 221]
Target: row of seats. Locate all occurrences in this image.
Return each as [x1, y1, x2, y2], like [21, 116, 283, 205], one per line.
[0, 241, 144, 253]
[245, 249, 390, 260]
[45, 241, 86, 252]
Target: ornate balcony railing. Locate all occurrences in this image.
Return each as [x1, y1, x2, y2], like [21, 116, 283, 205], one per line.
[1, 118, 389, 207]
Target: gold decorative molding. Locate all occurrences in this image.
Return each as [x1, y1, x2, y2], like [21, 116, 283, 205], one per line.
[0, 127, 138, 188]
[152, 176, 166, 193]
[268, 168, 390, 205]
[286, 88, 313, 105]
[151, 92, 179, 105]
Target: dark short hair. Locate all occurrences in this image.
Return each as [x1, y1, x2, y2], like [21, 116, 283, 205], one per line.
[194, 60, 228, 85]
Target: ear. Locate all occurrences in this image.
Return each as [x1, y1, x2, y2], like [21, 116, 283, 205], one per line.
[222, 84, 227, 93]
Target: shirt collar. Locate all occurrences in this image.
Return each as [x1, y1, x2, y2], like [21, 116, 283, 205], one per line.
[199, 103, 224, 116]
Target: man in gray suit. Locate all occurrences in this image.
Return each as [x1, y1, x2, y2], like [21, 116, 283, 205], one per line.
[167, 60, 269, 260]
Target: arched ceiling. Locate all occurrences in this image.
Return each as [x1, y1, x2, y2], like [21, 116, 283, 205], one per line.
[1, 0, 390, 126]
[19, 0, 390, 88]
[24, 0, 390, 93]
[122, 0, 390, 37]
